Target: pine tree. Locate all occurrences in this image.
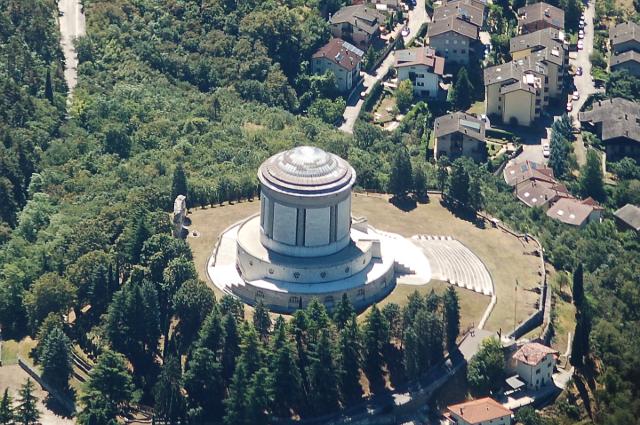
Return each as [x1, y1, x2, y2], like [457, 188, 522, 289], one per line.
[196, 308, 224, 355]
[333, 293, 354, 330]
[0, 389, 14, 425]
[154, 356, 185, 425]
[270, 338, 303, 417]
[223, 363, 249, 425]
[44, 69, 53, 103]
[580, 150, 606, 202]
[446, 158, 470, 207]
[388, 148, 413, 199]
[572, 263, 584, 308]
[239, 322, 264, 376]
[252, 300, 271, 342]
[16, 379, 39, 425]
[402, 290, 425, 329]
[308, 329, 340, 414]
[171, 164, 189, 204]
[246, 368, 272, 425]
[449, 68, 474, 111]
[443, 286, 461, 352]
[40, 327, 72, 393]
[288, 310, 311, 401]
[413, 165, 428, 199]
[426, 289, 440, 312]
[337, 316, 362, 404]
[129, 217, 149, 265]
[221, 314, 240, 383]
[78, 350, 134, 425]
[363, 305, 389, 388]
[184, 347, 224, 423]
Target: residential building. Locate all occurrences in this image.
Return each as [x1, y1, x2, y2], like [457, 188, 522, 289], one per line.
[609, 21, 640, 55]
[546, 197, 604, 227]
[510, 28, 569, 98]
[512, 342, 558, 390]
[614, 204, 640, 232]
[578, 98, 640, 160]
[433, 112, 487, 161]
[394, 47, 445, 98]
[515, 179, 571, 208]
[426, 15, 479, 64]
[503, 160, 555, 186]
[329, 5, 385, 48]
[432, 0, 486, 28]
[610, 50, 640, 77]
[484, 57, 548, 126]
[312, 38, 364, 93]
[445, 398, 513, 425]
[517, 2, 564, 34]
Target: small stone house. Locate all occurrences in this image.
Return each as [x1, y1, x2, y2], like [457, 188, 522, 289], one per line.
[512, 342, 558, 390]
[312, 38, 364, 93]
[433, 112, 486, 161]
[394, 47, 445, 98]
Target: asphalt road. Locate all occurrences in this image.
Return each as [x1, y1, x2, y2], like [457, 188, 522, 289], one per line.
[57, 0, 85, 94]
[339, 0, 429, 133]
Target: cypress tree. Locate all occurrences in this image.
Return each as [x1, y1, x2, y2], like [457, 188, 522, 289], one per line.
[129, 217, 149, 265]
[363, 305, 389, 388]
[333, 293, 354, 330]
[338, 316, 362, 404]
[388, 148, 413, 199]
[443, 286, 461, 352]
[44, 69, 53, 103]
[426, 289, 440, 312]
[308, 329, 340, 414]
[0, 389, 14, 425]
[572, 263, 584, 308]
[171, 164, 189, 203]
[252, 300, 271, 342]
[580, 150, 606, 202]
[16, 379, 39, 425]
[221, 314, 240, 383]
[413, 165, 428, 199]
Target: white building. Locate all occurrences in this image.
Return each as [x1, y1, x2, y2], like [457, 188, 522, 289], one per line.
[446, 397, 513, 425]
[394, 47, 445, 98]
[512, 342, 558, 390]
[312, 38, 364, 93]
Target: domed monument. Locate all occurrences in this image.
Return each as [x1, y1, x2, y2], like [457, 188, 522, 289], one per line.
[209, 146, 428, 313]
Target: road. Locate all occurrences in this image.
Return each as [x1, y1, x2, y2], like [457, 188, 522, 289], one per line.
[57, 0, 86, 94]
[339, 0, 429, 133]
[569, 0, 598, 166]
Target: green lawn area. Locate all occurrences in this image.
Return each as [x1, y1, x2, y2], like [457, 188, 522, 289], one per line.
[372, 92, 397, 124]
[466, 101, 484, 116]
[1, 337, 37, 366]
[187, 194, 540, 333]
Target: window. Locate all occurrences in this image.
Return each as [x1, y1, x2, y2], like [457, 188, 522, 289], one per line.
[461, 39, 466, 45]
[256, 290, 264, 299]
[289, 296, 299, 304]
[536, 368, 541, 374]
[461, 49, 466, 54]
[357, 288, 365, 297]
[445, 39, 450, 44]
[453, 49, 457, 53]
[453, 39, 458, 44]
[417, 82, 425, 86]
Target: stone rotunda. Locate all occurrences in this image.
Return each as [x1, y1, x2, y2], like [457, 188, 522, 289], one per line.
[208, 146, 432, 313]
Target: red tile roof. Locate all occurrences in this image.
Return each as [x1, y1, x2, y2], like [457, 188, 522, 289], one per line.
[312, 38, 364, 71]
[447, 398, 512, 424]
[513, 342, 558, 366]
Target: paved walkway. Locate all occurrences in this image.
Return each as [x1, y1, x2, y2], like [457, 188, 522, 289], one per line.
[57, 0, 85, 95]
[339, 0, 430, 133]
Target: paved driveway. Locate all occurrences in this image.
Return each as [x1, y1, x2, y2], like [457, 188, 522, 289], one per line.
[57, 0, 85, 94]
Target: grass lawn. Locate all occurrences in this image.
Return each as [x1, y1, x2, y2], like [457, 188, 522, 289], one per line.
[187, 194, 540, 332]
[372, 93, 397, 123]
[366, 280, 490, 334]
[1, 337, 37, 366]
[466, 101, 484, 116]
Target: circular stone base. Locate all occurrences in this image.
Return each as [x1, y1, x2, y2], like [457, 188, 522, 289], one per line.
[208, 217, 408, 313]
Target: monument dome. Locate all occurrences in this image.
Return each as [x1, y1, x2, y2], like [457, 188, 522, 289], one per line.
[208, 146, 416, 313]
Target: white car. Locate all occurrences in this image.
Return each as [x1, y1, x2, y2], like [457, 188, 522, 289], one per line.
[572, 90, 580, 100]
[577, 40, 584, 50]
[566, 102, 573, 112]
[579, 19, 585, 28]
[542, 144, 551, 157]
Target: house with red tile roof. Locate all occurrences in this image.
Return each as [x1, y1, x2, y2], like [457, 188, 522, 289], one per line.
[394, 47, 446, 98]
[445, 397, 513, 425]
[312, 38, 364, 92]
[513, 342, 558, 390]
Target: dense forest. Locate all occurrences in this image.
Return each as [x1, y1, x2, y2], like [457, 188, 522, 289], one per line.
[0, 0, 639, 424]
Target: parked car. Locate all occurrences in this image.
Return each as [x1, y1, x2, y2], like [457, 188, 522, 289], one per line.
[579, 30, 585, 39]
[578, 40, 584, 50]
[542, 144, 551, 157]
[579, 19, 585, 28]
[576, 66, 583, 76]
[566, 102, 573, 112]
[401, 27, 410, 37]
[572, 90, 580, 100]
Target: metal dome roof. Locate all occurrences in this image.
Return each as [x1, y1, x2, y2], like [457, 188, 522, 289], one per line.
[258, 146, 356, 196]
